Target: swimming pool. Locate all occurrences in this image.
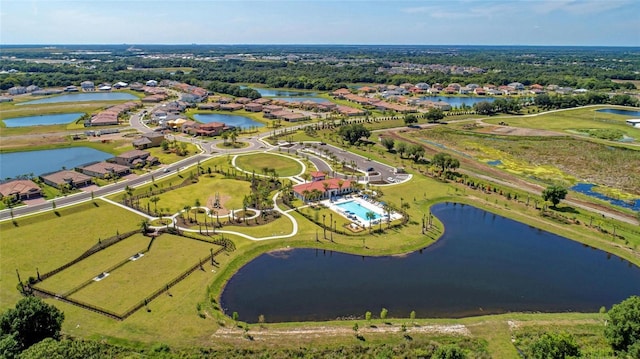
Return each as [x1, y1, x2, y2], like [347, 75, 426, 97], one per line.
[334, 199, 384, 223]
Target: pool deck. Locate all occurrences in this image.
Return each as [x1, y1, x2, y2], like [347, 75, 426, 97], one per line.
[322, 195, 402, 228]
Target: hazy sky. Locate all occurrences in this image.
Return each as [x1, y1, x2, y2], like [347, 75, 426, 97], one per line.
[1, 0, 638, 46]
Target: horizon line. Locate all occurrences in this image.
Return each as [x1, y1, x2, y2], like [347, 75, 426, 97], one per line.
[1, 43, 639, 48]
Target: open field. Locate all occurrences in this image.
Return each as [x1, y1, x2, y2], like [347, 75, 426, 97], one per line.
[68, 234, 217, 313]
[482, 105, 640, 137]
[36, 234, 152, 294]
[405, 126, 640, 196]
[0, 200, 144, 307]
[234, 152, 303, 177]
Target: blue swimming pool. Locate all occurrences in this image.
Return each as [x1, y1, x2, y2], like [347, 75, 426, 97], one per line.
[334, 200, 383, 222]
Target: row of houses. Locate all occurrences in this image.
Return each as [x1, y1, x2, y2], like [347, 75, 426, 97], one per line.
[0, 150, 159, 202]
[88, 101, 140, 126]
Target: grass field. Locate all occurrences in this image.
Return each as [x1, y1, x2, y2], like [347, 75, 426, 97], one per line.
[234, 152, 304, 177]
[0, 200, 143, 307]
[67, 234, 217, 313]
[482, 105, 640, 136]
[405, 126, 640, 196]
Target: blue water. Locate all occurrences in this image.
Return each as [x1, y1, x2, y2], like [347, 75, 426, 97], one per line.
[0, 147, 112, 180]
[221, 202, 640, 322]
[335, 200, 382, 221]
[272, 97, 329, 103]
[193, 113, 264, 129]
[2, 113, 85, 127]
[571, 183, 640, 211]
[18, 92, 138, 105]
[596, 108, 640, 117]
[487, 160, 503, 166]
[420, 96, 496, 108]
[241, 87, 317, 97]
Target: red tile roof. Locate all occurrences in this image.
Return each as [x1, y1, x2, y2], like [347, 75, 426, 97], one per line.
[293, 178, 352, 195]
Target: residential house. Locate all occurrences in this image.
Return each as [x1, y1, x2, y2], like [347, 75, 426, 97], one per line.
[508, 82, 525, 91]
[244, 103, 263, 112]
[79, 162, 130, 179]
[81, 81, 95, 92]
[41, 170, 92, 189]
[219, 103, 243, 111]
[331, 88, 352, 98]
[113, 150, 157, 168]
[133, 132, 165, 149]
[310, 171, 326, 181]
[64, 85, 79, 92]
[190, 122, 226, 137]
[0, 179, 42, 201]
[146, 80, 158, 87]
[8, 86, 27, 95]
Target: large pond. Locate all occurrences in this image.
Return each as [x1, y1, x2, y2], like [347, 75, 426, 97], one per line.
[0, 147, 112, 179]
[420, 96, 496, 107]
[193, 114, 264, 130]
[18, 92, 138, 105]
[596, 108, 640, 117]
[571, 183, 640, 211]
[221, 202, 640, 323]
[2, 113, 85, 127]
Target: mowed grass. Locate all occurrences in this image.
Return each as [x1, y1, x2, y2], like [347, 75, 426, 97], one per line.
[141, 176, 252, 214]
[483, 105, 640, 135]
[0, 200, 143, 309]
[36, 234, 152, 294]
[234, 153, 304, 177]
[68, 233, 217, 313]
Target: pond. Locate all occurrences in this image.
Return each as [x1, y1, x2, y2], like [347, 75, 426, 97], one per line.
[571, 183, 640, 211]
[193, 114, 264, 130]
[420, 96, 496, 108]
[272, 97, 330, 103]
[18, 92, 138, 105]
[596, 108, 640, 117]
[0, 147, 112, 180]
[2, 113, 85, 127]
[242, 87, 317, 97]
[221, 202, 640, 323]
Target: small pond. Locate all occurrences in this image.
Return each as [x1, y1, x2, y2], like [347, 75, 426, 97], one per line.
[221, 202, 640, 323]
[596, 108, 640, 117]
[2, 113, 85, 127]
[0, 147, 112, 179]
[420, 96, 496, 108]
[18, 92, 138, 105]
[571, 183, 640, 211]
[193, 114, 264, 130]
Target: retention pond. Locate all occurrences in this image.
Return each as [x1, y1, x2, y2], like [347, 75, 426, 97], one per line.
[221, 202, 640, 323]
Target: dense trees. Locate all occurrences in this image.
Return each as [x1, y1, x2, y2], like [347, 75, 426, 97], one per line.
[0, 296, 64, 358]
[337, 124, 371, 145]
[605, 296, 640, 356]
[527, 332, 580, 359]
[432, 153, 460, 173]
[542, 185, 568, 208]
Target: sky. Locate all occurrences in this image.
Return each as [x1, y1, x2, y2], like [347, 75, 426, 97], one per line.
[1, 0, 639, 46]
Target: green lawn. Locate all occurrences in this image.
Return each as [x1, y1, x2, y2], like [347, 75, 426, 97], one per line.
[0, 200, 144, 308]
[234, 152, 304, 177]
[68, 234, 216, 313]
[36, 234, 152, 294]
[141, 176, 252, 215]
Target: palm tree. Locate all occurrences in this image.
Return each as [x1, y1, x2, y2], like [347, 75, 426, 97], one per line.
[194, 198, 201, 223]
[183, 205, 191, 222]
[150, 196, 160, 215]
[401, 202, 410, 223]
[365, 211, 376, 234]
[140, 219, 149, 234]
[383, 203, 393, 229]
[302, 189, 310, 202]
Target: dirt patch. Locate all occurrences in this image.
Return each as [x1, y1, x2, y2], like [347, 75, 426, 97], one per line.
[207, 194, 232, 215]
[212, 323, 470, 342]
[476, 123, 564, 137]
